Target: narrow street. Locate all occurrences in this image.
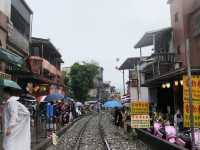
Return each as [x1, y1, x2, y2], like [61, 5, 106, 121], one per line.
[47, 112, 150, 150]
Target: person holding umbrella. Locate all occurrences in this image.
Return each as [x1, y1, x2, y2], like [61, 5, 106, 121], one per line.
[1, 84, 31, 150]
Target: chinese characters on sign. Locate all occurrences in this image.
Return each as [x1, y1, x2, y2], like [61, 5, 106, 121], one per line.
[183, 102, 200, 127]
[131, 115, 150, 128]
[131, 101, 150, 129]
[131, 101, 149, 115]
[183, 75, 200, 127]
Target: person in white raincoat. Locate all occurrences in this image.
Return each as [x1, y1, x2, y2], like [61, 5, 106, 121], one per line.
[2, 88, 31, 150]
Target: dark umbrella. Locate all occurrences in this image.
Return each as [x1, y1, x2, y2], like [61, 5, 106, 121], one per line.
[44, 93, 64, 102]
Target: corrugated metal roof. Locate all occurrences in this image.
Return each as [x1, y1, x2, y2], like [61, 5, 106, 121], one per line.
[31, 37, 62, 57]
[134, 27, 172, 49]
[119, 57, 141, 70]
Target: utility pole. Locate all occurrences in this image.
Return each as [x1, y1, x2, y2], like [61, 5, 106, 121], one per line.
[137, 47, 142, 100]
[122, 70, 125, 95]
[186, 39, 195, 150]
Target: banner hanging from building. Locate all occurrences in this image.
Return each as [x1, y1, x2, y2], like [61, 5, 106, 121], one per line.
[131, 101, 149, 115]
[131, 115, 150, 128]
[183, 75, 200, 127]
[183, 101, 200, 127]
[183, 75, 200, 102]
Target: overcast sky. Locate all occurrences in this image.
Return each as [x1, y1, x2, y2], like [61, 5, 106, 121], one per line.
[26, 0, 171, 91]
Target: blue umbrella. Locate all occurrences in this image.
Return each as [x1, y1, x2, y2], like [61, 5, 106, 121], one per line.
[103, 100, 122, 108]
[44, 93, 64, 102]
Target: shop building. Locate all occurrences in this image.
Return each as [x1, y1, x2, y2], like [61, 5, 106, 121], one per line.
[119, 57, 149, 102]
[0, 0, 32, 81]
[26, 37, 64, 96]
[135, 27, 181, 114]
[133, 0, 200, 115]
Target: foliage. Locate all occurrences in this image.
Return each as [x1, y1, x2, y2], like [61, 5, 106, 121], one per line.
[64, 76, 69, 87]
[69, 62, 99, 102]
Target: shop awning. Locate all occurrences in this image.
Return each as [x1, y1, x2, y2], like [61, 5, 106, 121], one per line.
[0, 48, 24, 67]
[0, 79, 22, 90]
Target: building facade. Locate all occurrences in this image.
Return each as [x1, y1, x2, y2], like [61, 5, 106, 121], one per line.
[133, 0, 200, 114]
[119, 57, 149, 101]
[29, 37, 63, 83]
[0, 0, 32, 80]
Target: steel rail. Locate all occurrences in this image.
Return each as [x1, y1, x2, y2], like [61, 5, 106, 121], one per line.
[98, 113, 111, 150]
[73, 115, 94, 150]
[74, 113, 111, 150]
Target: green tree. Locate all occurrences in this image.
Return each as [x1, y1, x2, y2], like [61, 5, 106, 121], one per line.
[69, 62, 99, 102]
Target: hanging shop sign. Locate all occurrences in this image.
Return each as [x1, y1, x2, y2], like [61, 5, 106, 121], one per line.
[183, 75, 200, 102]
[183, 75, 200, 127]
[131, 101, 149, 115]
[131, 115, 150, 128]
[183, 101, 200, 127]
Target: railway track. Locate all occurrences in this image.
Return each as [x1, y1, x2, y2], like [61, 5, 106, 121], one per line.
[74, 113, 110, 150]
[47, 112, 149, 150]
[46, 115, 93, 150]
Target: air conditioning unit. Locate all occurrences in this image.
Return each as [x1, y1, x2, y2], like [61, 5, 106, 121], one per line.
[174, 62, 180, 70]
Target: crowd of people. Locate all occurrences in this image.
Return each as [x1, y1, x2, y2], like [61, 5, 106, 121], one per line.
[113, 107, 131, 132]
[41, 100, 84, 134]
[0, 85, 86, 150]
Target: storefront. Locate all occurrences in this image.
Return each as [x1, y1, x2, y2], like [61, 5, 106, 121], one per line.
[145, 68, 200, 126]
[144, 69, 185, 119]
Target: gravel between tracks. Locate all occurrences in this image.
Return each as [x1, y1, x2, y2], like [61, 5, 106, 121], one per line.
[47, 112, 151, 150]
[47, 115, 92, 150]
[100, 112, 151, 150]
[76, 114, 104, 150]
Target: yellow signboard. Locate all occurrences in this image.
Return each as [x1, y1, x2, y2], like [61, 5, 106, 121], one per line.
[183, 75, 200, 127]
[183, 101, 200, 127]
[131, 115, 150, 128]
[183, 75, 200, 102]
[131, 101, 149, 115]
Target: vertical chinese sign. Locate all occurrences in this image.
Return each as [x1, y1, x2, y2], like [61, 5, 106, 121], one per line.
[183, 75, 200, 127]
[131, 101, 150, 128]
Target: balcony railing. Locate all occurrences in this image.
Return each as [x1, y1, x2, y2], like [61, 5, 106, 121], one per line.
[28, 56, 62, 77]
[150, 52, 176, 63]
[142, 52, 177, 83]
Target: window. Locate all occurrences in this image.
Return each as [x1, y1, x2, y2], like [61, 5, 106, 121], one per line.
[31, 47, 40, 56]
[11, 5, 30, 39]
[0, 61, 6, 72]
[175, 12, 179, 23]
[177, 45, 181, 54]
